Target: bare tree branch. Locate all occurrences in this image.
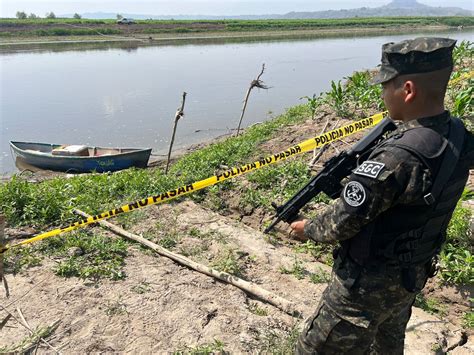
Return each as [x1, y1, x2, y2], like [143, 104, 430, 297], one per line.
[236, 64, 269, 135]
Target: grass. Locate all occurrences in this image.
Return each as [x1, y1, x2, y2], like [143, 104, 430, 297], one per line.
[310, 268, 331, 284]
[174, 339, 226, 355]
[249, 303, 269, 317]
[279, 257, 306, 280]
[4, 230, 128, 281]
[440, 194, 473, 285]
[131, 281, 152, 294]
[211, 249, 246, 277]
[463, 309, 474, 329]
[257, 325, 301, 354]
[105, 296, 128, 316]
[414, 294, 448, 317]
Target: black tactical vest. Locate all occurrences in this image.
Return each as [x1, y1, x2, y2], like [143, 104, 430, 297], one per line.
[343, 116, 469, 290]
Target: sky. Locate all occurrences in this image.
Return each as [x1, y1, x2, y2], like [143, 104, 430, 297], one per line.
[1, 0, 473, 17]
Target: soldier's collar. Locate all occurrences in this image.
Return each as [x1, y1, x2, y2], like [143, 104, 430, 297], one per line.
[400, 111, 450, 131]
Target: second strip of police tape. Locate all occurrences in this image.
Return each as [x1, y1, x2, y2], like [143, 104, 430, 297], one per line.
[0, 111, 388, 253]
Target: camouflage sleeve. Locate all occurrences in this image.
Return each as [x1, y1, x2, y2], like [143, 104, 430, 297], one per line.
[303, 147, 432, 243]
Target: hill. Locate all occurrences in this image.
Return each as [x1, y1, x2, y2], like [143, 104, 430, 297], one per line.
[72, 1, 472, 20]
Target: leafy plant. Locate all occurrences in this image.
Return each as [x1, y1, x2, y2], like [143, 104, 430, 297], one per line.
[249, 303, 268, 316]
[174, 339, 226, 355]
[451, 85, 473, 117]
[414, 294, 447, 317]
[300, 94, 321, 120]
[310, 268, 331, 284]
[211, 249, 245, 277]
[279, 257, 305, 280]
[440, 202, 473, 285]
[105, 296, 128, 316]
[327, 80, 348, 117]
[463, 309, 474, 329]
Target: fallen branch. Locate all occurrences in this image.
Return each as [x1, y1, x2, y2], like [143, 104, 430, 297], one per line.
[73, 209, 299, 317]
[236, 63, 269, 136]
[0, 304, 60, 354]
[16, 307, 61, 354]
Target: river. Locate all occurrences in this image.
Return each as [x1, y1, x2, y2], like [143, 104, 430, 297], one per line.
[1, 29, 473, 174]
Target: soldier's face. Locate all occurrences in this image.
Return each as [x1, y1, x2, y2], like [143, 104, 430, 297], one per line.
[381, 79, 405, 121]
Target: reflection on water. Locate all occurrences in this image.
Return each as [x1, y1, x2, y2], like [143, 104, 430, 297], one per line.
[0, 27, 470, 56]
[1, 29, 473, 174]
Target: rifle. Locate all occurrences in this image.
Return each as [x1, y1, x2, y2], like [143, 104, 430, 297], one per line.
[264, 117, 397, 234]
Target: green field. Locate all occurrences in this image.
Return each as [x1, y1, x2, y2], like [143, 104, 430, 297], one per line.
[0, 16, 472, 38]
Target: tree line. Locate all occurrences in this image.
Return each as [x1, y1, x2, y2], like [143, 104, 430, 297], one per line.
[15, 11, 82, 19]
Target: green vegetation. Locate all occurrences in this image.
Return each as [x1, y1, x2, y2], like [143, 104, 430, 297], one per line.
[310, 268, 331, 284]
[249, 302, 269, 316]
[463, 308, 474, 329]
[174, 339, 226, 355]
[0, 322, 59, 353]
[414, 294, 447, 317]
[131, 281, 152, 294]
[105, 296, 128, 316]
[4, 230, 128, 281]
[211, 249, 246, 277]
[0, 16, 472, 38]
[440, 197, 473, 285]
[257, 325, 301, 354]
[279, 257, 306, 280]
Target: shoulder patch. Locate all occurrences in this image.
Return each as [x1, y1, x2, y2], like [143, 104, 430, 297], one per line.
[354, 160, 385, 179]
[343, 181, 366, 207]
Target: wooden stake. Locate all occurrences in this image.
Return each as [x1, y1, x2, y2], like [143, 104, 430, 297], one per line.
[236, 64, 269, 136]
[73, 209, 299, 317]
[165, 92, 187, 174]
[0, 214, 9, 298]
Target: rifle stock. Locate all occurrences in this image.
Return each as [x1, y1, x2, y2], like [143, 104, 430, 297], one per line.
[264, 117, 397, 234]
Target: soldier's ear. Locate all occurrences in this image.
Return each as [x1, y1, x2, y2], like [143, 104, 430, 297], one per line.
[402, 80, 417, 103]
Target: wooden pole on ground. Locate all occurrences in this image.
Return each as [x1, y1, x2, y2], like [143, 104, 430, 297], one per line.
[165, 92, 187, 174]
[236, 64, 269, 136]
[73, 209, 299, 317]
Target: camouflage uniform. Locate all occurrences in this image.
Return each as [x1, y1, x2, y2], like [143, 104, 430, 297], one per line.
[296, 38, 474, 354]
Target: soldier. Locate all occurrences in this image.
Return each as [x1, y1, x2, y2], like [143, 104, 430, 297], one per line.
[289, 37, 474, 354]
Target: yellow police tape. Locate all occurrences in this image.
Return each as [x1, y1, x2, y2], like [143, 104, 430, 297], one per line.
[0, 111, 389, 253]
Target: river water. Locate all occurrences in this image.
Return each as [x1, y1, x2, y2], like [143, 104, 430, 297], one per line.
[1, 29, 473, 174]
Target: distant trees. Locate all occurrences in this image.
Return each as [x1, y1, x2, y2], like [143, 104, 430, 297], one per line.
[45, 12, 56, 19]
[116, 14, 123, 20]
[15, 11, 27, 19]
[73, 13, 82, 19]
[28, 13, 39, 19]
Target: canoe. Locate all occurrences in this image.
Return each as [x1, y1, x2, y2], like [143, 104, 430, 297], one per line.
[10, 141, 152, 173]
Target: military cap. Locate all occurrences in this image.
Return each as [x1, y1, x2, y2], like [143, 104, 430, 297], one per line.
[371, 37, 456, 85]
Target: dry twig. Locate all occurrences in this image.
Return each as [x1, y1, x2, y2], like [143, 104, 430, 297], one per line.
[166, 91, 187, 174]
[0, 214, 9, 298]
[236, 63, 269, 135]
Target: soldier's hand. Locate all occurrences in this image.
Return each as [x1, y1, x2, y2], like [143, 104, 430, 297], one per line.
[289, 218, 309, 242]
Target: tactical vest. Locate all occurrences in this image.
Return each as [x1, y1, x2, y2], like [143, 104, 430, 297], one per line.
[342, 117, 468, 291]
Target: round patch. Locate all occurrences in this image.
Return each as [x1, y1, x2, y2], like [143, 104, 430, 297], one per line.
[343, 181, 366, 207]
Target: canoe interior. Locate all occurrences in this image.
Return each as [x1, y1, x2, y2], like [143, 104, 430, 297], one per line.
[11, 142, 144, 157]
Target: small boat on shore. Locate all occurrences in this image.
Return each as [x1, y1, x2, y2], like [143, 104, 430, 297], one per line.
[10, 141, 152, 173]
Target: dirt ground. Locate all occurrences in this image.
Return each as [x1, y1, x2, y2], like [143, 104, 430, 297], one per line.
[1, 112, 473, 353]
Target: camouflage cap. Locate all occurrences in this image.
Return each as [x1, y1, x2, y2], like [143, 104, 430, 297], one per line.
[371, 37, 456, 85]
